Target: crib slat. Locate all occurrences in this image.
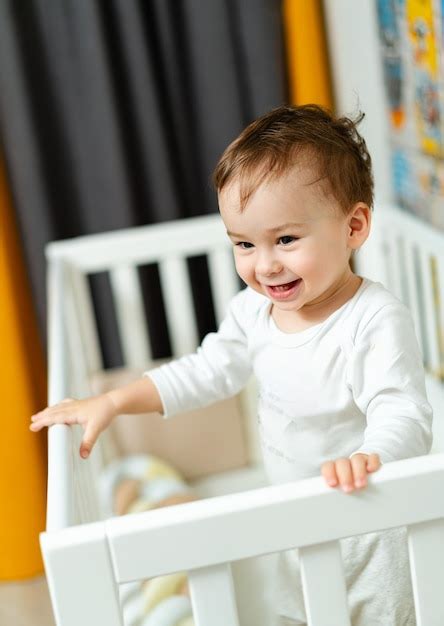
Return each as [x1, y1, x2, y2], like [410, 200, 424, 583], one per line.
[404, 242, 425, 356]
[159, 256, 199, 356]
[384, 239, 397, 294]
[395, 235, 410, 306]
[407, 519, 444, 626]
[434, 253, 444, 381]
[64, 274, 94, 400]
[402, 240, 419, 310]
[69, 266, 103, 374]
[386, 236, 404, 302]
[419, 250, 440, 375]
[207, 248, 240, 325]
[378, 238, 393, 293]
[188, 563, 240, 626]
[299, 540, 351, 626]
[40, 524, 123, 626]
[110, 265, 152, 367]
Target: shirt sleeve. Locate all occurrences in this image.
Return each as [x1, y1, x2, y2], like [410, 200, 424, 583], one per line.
[143, 289, 254, 417]
[346, 303, 433, 463]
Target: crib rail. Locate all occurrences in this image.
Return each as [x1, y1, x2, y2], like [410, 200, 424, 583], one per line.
[41, 453, 444, 626]
[46, 214, 234, 272]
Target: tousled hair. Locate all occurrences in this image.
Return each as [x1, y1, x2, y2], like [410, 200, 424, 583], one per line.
[213, 104, 374, 214]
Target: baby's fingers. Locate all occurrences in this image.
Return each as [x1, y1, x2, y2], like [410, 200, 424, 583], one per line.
[29, 416, 77, 431]
[366, 453, 381, 473]
[335, 458, 354, 492]
[31, 398, 74, 420]
[322, 458, 355, 491]
[80, 422, 101, 459]
[321, 460, 338, 487]
[29, 408, 78, 431]
[350, 454, 369, 489]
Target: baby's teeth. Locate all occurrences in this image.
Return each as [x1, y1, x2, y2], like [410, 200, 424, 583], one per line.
[277, 281, 295, 291]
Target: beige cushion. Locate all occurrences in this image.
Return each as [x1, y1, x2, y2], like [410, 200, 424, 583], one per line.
[90, 364, 249, 480]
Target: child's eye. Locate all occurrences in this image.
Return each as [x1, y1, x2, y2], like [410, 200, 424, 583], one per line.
[278, 235, 298, 245]
[236, 241, 254, 250]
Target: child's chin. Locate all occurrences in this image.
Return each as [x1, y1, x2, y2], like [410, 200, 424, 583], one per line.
[273, 299, 299, 310]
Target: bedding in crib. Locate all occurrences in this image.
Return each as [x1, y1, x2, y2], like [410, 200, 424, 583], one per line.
[99, 452, 197, 626]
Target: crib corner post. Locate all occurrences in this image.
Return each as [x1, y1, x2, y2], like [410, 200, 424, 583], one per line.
[40, 523, 123, 626]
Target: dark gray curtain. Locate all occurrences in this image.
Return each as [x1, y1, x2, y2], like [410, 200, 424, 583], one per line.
[0, 0, 287, 366]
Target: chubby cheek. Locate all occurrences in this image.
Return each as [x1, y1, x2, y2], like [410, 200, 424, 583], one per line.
[292, 251, 320, 282]
[299, 240, 339, 279]
[234, 255, 256, 287]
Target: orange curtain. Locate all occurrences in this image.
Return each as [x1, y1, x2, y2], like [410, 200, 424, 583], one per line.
[283, 0, 333, 109]
[0, 157, 47, 579]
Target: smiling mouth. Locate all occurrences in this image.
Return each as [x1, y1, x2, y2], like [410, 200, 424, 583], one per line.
[268, 280, 300, 292]
[265, 278, 302, 298]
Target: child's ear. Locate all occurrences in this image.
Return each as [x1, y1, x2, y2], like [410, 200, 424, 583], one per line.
[347, 203, 371, 249]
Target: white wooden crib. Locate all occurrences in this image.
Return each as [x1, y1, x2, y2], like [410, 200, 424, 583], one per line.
[40, 204, 444, 626]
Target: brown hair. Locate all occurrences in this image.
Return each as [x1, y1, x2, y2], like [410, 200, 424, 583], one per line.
[213, 104, 374, 214]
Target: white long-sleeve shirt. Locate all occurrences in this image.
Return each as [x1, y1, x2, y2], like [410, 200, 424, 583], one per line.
[145, 276, 433, 624]
[146, 277, 433, 485]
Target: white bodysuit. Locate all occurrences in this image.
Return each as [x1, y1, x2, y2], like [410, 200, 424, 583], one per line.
[146, 277, 433, 625]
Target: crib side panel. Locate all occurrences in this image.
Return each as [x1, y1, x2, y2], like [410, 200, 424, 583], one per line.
[41, 455, 444, 625]
[40, 523, 123, 626]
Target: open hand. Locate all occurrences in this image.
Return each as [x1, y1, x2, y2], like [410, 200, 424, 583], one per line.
[321, 453, 381, 493]
[29, 395, 117, 459]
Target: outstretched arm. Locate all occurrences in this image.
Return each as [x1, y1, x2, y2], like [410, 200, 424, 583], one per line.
[31, 288, 255, 458]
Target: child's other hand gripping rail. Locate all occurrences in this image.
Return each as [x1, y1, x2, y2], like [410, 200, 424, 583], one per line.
[321, 453, 381, 493]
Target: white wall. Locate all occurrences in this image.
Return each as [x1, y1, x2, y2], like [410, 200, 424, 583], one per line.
[323, 0, 394, 207]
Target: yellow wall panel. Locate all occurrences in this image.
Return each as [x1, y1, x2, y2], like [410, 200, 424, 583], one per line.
[283, 0, 333, 108]
[0, 158, 47, 579]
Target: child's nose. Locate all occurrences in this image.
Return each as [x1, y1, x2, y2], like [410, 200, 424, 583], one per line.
[255, 252, 282, 277]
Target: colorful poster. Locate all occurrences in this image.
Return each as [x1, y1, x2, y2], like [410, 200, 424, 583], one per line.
[376, 0, 444, 229]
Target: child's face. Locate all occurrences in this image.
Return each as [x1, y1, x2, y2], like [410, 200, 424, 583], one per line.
[219, 166, 369, 317]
